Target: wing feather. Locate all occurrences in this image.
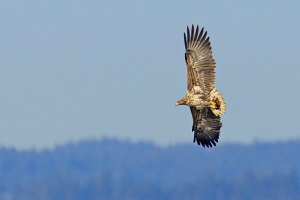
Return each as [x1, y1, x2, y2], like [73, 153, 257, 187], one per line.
[190, 107, 221, 147]
[184, 33, 187, 50]
[192, 26, 199, 49]
[187, 26, 190, 46]
[184, 25, 216, 93]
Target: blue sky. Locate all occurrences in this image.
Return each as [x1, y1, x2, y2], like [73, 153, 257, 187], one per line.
[1, 1, 300, 149]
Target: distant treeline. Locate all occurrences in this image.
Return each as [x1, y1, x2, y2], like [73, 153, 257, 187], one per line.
[0, 139, 300, 200]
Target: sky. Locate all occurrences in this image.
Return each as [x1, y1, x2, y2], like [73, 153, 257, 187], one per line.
[1, 1, 300, 149]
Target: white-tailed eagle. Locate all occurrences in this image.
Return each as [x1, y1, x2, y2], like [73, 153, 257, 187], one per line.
[175, 25, 226, 147]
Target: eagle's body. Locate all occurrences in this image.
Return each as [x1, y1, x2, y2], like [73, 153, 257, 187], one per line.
[176, 25, 226, 147]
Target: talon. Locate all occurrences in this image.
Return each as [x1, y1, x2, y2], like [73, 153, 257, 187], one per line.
[211, 102, 217, 109]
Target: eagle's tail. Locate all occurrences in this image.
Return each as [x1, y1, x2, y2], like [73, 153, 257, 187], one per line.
[209, 87, 226, 116]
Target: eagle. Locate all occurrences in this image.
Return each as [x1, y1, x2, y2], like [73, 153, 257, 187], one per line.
[175, 25, 226, 147]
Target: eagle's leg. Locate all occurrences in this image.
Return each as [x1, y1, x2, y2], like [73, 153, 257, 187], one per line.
[210, 102, 217, 109]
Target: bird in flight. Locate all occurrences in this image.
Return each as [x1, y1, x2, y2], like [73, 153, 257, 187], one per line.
[175, 25, 226, 147]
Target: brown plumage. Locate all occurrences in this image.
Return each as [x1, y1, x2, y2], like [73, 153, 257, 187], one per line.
[175, 25, 226, 148]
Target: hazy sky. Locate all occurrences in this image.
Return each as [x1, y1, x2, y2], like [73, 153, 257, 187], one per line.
[1, 1, 300, 149]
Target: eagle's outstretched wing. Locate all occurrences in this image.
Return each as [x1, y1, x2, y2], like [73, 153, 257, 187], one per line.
[184, 25, 216, 94]
[190, 107, 222, 147]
